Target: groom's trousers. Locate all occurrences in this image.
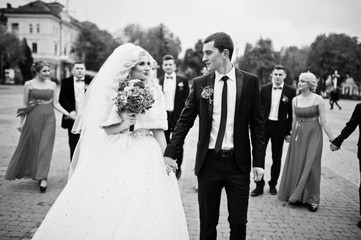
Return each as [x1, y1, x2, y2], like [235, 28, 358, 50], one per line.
[197, 149, 250, 240]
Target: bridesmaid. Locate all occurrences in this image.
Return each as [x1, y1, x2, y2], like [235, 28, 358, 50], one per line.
[5, 60, 73, 192]
[278, 71, 334, 212]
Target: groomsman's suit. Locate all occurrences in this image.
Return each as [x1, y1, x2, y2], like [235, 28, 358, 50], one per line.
[159, 55, 189, 179]
[332, 103, 361, 227]
[59, 73, 92, 161]
[164, 67, 265, 239]
[253, 79, 296, 196]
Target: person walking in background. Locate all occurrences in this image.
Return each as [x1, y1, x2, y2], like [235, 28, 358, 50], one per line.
[159, 54, 189, 179]
[251, 65, 296, 197]
[329, 88, 342, 110]
[278, 71, 334, 212]
[59, 61, 92, 161]
[5, 60, 73, 193]
[164, 32, 265, 240]
[330, 103, 361, 228]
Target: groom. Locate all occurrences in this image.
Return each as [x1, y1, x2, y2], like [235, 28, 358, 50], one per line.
[164, 32, 265, 240]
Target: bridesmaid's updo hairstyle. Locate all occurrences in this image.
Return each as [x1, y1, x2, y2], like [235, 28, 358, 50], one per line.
[31, 60, 50, 76]
[299, 71, 317, 92]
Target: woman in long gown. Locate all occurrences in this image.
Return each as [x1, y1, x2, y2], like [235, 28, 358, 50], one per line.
[31, 43, 189, 240]
[5, 61, 72, 192]
[278, 71, 334, 212]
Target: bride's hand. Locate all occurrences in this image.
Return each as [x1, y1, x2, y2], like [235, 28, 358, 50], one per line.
[119, 112, 136, 131]
[164, 157, 177, 175]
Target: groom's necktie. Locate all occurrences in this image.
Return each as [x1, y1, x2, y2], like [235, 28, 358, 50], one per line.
[214, 76, 229, 153]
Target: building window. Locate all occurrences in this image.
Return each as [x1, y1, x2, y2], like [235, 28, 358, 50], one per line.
[32, 43, 38, 53]
[29, 24, 33, 33]
[36, 24, 40, 33]
[63, 46, 67, 55]
[54, 44, 57, 55]
[11, 23, 19, 35]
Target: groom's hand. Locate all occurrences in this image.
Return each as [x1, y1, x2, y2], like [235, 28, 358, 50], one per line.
[253, 167, 264, 182]
[164, 157, 178, 175]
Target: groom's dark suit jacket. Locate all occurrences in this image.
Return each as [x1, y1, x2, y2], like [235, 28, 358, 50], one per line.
[59, 75, 92, 129]
[261, 83, 296, 137]
[164, 68, 265, 175]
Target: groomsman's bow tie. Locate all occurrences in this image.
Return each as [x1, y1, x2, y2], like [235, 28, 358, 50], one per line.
[273, 87, 282, 90]
[166, 76, 173, 79]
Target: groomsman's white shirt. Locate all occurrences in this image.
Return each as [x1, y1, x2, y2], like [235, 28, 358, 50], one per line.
[269, 83, 284, 121]
[209, 66, 236, 150]
[73, 77, 85, 113]
[163, 72, 176, 112]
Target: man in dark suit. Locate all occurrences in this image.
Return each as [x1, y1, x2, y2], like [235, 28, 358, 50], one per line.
[251, 65, 296, 196]
[159, 54, 189, 179]
[164, 32, 265, 240]
[59, 61, 92, 161]
[330, 103, 361, 228]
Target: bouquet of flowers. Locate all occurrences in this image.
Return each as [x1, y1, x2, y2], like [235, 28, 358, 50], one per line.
[113, 79, 155, 131]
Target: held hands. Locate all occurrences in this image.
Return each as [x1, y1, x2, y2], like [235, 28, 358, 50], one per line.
[253, 167, 264, 182]
[164, 157, 178, 175]
[284, 135, 291, 143]
[65, 111, 76, 120]
[330, 142, 340, 151]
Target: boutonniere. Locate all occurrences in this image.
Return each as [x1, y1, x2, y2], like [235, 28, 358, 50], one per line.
[201, 86, 214, 104]
[281, 95, 289, 103]
[178, 82, 184, 91]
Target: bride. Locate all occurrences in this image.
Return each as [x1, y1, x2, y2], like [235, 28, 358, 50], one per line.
[32, 43, 189, 240]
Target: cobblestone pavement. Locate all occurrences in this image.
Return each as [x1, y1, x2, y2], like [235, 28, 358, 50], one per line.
[0, 85, 360, 240]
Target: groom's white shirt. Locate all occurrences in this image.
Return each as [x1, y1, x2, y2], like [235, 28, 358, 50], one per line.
[209, 66, 236, 150]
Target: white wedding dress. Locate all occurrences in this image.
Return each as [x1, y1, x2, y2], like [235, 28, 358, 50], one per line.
[32, 79, 189, 240]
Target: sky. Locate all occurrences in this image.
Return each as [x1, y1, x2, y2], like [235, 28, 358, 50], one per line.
[2, 0, 361, 58]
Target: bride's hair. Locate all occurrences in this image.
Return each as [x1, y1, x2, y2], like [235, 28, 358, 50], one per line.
[113, 49, 153, 83]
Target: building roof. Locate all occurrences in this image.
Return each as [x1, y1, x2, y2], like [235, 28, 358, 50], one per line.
[4, 1, 63, 19]
[2, 1, 83, 28]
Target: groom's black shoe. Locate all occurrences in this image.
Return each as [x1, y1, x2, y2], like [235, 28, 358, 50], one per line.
[269, 186, 277, 195]
[358, 219, 361, 228]
[251, 187, 263, 197]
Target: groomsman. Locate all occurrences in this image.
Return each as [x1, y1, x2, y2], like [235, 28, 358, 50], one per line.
[159, 54, 189, 179]
[59, 61, 92, 161]
[164, 32, 265, 240]
[251, 65, 296, 197]
[330, 103, 361, 228]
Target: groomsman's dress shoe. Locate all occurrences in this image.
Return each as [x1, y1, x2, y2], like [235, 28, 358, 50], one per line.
[251, 187, 263, 197]
[358, 219, 361, 228]
[176, 168, 182, 179]
[269, 186, 277, 195]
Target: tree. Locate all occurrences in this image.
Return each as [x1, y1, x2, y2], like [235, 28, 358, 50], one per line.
[180, 39, 204, 79]
[237, 38, 280, 85]
[18, 38, 33, 83]
[307, 33, 361, 88]
[74, 22, 119, 71]
[280, 46, 310, 85]
[0, 25, 24, 82]
[119, 23, 182, 77]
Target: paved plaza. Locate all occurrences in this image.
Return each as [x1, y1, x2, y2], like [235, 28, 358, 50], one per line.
[0, 85, 360, 240]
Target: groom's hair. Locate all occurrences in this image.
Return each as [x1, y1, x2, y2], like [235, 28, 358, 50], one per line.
[163, 54, 174, 61]
[204, 32, 234, 60]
